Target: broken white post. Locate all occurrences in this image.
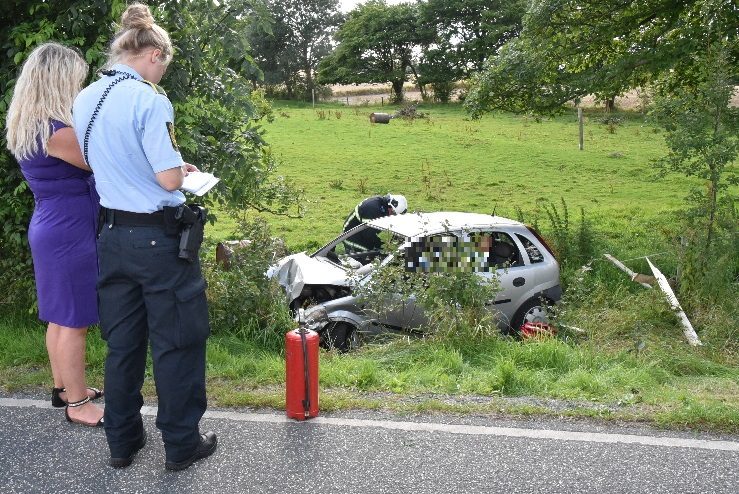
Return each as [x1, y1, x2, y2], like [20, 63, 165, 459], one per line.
[646, 257, 702, 346]
[603, 254, 652, 289]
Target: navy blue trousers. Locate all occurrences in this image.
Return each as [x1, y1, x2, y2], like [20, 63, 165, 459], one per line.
[97, 223, 209, 462]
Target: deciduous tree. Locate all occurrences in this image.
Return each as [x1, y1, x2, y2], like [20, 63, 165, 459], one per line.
[465, 0, 739, 116]
[651, 46, 739, 249]
[318, 0, 432, 103]
[247, 0, 343, 99]
[418, 0, 525, 101]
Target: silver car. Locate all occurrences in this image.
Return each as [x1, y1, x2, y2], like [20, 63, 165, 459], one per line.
[269, 212, 562, 350]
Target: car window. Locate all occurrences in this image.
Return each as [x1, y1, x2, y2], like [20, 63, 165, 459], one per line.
[483, 232, 521, 268]
[404, 231, 521, 272]
[516, 233, 544, 263]
[404, 233, 461, 272]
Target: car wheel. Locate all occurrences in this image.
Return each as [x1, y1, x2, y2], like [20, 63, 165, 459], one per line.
[509, 297, 552, 336]
[322, 322, 361, 352]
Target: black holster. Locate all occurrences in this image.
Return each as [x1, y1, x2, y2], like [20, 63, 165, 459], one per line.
[166, 204, 207, 263]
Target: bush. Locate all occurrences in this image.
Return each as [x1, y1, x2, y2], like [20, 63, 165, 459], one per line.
[668, 198, 739, 351]
[263, 83, 333, 102]
[0, 155, 35, 306]
[393, 104, 428, 120]
[351, 241, 502, 341]
[534, 198, 597, 269]
[204, 219, 295, 351]
[1, 2, 302, 309]
[418, 271, 501, 340]
[430, 81, 455, 103]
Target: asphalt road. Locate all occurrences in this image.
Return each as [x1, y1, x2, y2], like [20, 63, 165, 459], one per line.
[1, 395, 737, 494]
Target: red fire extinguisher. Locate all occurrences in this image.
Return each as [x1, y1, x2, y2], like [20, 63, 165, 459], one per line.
[285, 327, 319, 420]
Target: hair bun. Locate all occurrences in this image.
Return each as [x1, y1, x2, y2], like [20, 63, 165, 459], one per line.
[121, 3, 154, 30]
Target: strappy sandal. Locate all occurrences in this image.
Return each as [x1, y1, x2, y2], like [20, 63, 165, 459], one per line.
[65, 396, 104, 427]
[52, 386, 104, 408]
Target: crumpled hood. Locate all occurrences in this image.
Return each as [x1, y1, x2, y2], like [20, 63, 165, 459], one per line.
[268, 252, 349, 303]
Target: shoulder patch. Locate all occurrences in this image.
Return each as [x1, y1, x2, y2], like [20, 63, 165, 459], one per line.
[139, 79, 167, 96]
[166, 122, 179, 152]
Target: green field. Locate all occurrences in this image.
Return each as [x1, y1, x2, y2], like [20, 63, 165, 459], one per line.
[2, 101, 737, 431]
[214, 102, 701, 253]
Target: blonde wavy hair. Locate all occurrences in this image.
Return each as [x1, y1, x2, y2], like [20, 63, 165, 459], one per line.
[108, 3, 173, 67]
[5, 43, 88, 160]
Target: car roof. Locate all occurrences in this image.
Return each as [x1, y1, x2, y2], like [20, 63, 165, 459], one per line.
[366, 212, 524, 238]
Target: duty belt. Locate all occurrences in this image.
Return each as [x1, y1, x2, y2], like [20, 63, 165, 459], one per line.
[102, 207, 166, 227]
[100, 205, 207, 262]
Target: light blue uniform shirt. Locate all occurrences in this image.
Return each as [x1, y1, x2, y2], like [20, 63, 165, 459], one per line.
[73, 64, 185, 213]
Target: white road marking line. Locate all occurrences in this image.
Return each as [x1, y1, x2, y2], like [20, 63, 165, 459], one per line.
[2, 397, 737, 452]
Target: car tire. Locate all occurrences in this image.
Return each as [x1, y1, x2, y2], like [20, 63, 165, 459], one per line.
[322, 321, 361, 352]
[509, 296, 553, 336]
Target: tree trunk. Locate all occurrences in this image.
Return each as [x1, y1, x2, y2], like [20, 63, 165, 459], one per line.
[605, 97, 616, 112]
[706, 175, 717, 249]
[706, 100, 724, 250]
[305, 68, 313, 95]
[391, 80, 404, 104]
[286, 81, 294, 100]
[408, 63, 427, 101]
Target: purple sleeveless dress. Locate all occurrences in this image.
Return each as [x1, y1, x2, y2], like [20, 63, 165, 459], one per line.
[18, 119, 100, 328]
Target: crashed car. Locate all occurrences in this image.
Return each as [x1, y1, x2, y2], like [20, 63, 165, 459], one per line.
[268, 212, 561, 350]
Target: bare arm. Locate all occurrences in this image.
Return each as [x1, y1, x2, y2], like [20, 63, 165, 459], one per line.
[155, 162, 200, 191]
[156, 165, 186, 191]
[47, 127, 91, 171]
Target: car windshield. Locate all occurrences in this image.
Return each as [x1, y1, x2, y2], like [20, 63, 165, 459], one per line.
[322, 226, 404, 270]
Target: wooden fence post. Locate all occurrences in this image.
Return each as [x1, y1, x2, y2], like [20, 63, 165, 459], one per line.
[578, 107, 584, 150]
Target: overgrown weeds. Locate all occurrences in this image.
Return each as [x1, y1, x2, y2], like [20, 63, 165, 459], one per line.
[357, 177, 368, 194]
[204, 219, 294, 351]
[515, 198, 598, 289]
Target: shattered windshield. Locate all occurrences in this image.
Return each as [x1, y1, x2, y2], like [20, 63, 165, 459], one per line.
[325, 226, 404, 269]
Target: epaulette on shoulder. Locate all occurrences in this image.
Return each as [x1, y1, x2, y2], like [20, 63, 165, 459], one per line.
[139, 79, 167, 96]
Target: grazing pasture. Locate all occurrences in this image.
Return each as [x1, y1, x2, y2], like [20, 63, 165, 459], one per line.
[237, 102, 692, 255]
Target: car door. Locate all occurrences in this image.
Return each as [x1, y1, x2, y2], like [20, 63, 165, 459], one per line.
[376, 230, 536, 331]
[474, 230, 538, 327]
[380, 231, 466, 331]
[373, 249, 429, 332]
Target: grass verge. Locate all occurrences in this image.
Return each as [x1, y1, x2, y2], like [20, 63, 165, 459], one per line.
[2, 304, 736, 432]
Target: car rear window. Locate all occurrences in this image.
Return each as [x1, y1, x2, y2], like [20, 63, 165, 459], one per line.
[516, 233, 544, 263]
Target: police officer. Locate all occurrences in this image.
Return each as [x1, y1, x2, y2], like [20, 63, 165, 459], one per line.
[73, 3, 216, 471]
[342, 194, 408, 253]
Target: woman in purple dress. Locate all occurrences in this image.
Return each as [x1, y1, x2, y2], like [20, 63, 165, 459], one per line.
[5, 43, 104, 427]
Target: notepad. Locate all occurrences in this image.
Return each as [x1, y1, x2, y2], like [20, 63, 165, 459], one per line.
[181, 171, 220, 196]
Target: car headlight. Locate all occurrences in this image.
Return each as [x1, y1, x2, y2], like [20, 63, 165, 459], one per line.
[300, 306, 329, 332]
